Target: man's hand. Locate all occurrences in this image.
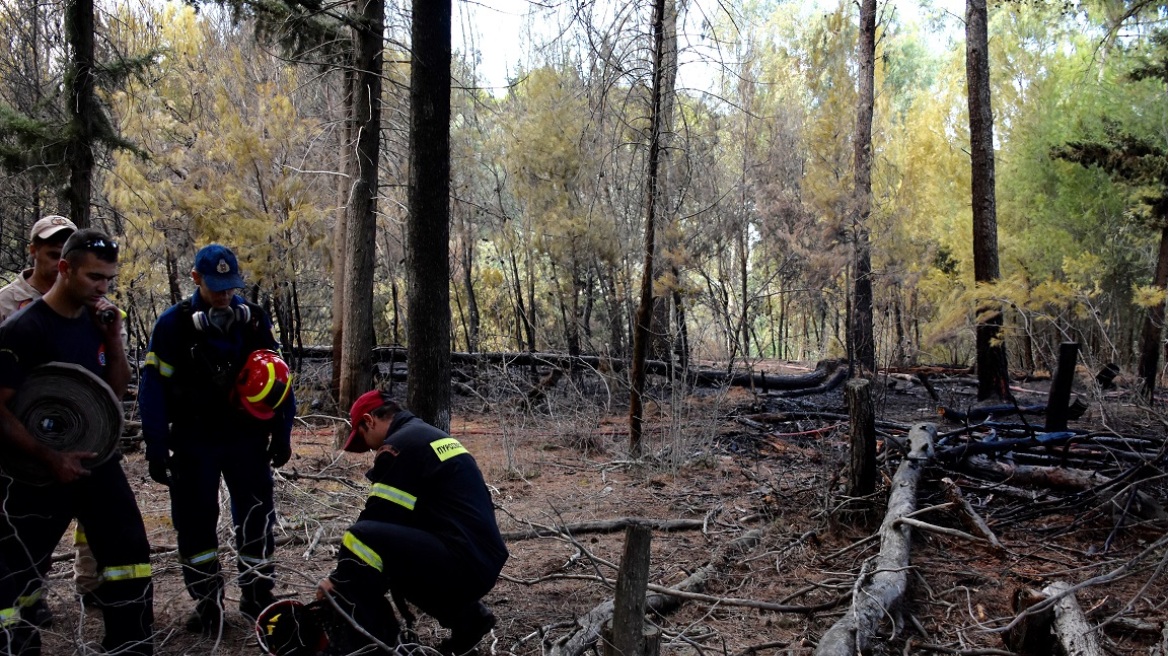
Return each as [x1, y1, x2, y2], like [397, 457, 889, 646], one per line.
[49, 450, 95, 483]
[269, 440, 292, 468]
[316, 577, 335, 601]
[92, 299, 122, 341]
[148, 458, 170, 486]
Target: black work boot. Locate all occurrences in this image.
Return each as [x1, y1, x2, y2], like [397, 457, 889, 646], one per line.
[438, 603, 496, 656]
[184, 597, 224, 635]
[240, 591, 276, 622]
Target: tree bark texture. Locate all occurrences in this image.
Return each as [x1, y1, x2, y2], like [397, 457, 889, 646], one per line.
[331, 64, 354, 413]
[1137, 224, 1168, 398]
[847, 378, 876, 499]
[850, 0, 876, 375]
[339, 0, 382, 426]
[814, 423, 936, 656]
[65, 0, 94, 228]
[629, 0, 669, 458]
[966, 0, 1009, 400]
[608, 524, 653, 656]
[406, 0, 453, 430]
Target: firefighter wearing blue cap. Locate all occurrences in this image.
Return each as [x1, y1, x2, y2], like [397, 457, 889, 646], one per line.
[139, 243, 297, 633]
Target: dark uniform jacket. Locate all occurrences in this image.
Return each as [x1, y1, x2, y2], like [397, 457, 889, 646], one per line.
[361, 411, 508, 575]
[139, 292, 295, 463]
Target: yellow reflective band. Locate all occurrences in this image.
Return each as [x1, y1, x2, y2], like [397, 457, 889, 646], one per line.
[18, 588, 42, 606]
[102, 563, 151, 581]
[369, 483, 416, 511]
[184, 550, 218, 566]
[0, 607, 16, 628]
[239, 554, 269, 566]
[246, 362, 277, 403]
[145, 352, 174, 378]
[430, 437, 468, 462]
[342, 531, 383, 572]
[75, 525, 88, 544]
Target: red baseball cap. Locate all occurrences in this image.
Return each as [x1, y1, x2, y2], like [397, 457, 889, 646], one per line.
[344, 390, 391, 452]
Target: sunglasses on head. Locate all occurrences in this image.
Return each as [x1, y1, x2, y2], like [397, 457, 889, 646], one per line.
[63, 237, 119, 258]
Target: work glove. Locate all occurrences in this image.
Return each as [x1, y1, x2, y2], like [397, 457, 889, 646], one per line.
[269, 441, 292, 468]
[148, 459, 170, 486]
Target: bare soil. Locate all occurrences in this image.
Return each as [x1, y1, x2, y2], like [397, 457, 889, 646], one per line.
[35, 362, 1168, 655]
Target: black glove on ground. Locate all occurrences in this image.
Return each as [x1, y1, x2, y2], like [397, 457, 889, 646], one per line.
[148, 459, 170, 486]
[269, 441, 292, 468]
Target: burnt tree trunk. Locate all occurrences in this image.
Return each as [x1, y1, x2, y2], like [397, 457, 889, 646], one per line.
[339, 0, 382, 435]
[850, 0, 877, 375]
[1137, 224, 1168, 398]
[406, 0, 453, 429]
[629, 0, 669, 458]
[966, 0, 1009, 400]
[65, 0, 95, 228]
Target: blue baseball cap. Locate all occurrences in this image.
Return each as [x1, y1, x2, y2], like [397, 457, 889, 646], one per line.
[194, 244, 245, 292]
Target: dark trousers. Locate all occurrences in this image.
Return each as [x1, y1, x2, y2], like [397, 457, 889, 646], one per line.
[168, 435, 275, 606]
[0, 459, 154, 655]
[330, 520, 498, 636]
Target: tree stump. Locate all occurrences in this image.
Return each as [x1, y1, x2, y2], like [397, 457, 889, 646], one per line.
[1045, 342, 1079, 431]
[847, 378, 877, 499]
[602, 523, 658, 656]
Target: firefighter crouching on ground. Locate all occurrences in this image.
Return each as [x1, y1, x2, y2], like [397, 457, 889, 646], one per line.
[0, 228, 154, 655]
[316, 391, 508, 655]
[139, 243, 296, 633]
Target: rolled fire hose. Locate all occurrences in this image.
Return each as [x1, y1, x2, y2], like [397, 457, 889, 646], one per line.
[3, 362, 123, 485]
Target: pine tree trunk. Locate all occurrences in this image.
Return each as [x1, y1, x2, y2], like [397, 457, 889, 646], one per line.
[65, 0, 94, 228]
[630, 0, 670, 458]
[966, 0, 1009, 400]
[339, 0, 382, 424]
[1136, 223, 1168, 397]
[850, 0, 877, 375]
[406, 0, 453, 430]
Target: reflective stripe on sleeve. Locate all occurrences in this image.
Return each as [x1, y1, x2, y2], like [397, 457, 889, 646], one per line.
[342, 531, 383, 572]
[0, 606, 17, 628]
[102, 563, 151, 582]
[369, 483, 416, 511]
[145, 352, 174, 378]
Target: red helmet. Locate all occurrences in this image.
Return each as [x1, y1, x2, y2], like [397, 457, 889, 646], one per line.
[255, 599, 328, 656]
[237, 349, 292, 420]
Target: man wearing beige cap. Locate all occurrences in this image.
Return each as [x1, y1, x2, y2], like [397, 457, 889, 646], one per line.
[0, 215, 77, 323]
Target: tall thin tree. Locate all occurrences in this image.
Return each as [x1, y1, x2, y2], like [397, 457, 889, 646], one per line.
[406, 0, 452, 429]
[339, 0, 383, 420]
[850, 0, 877, 375]
[630, 0, 670, 458]
[966, 0, 1009, 400]
[65, 0, 95, 227]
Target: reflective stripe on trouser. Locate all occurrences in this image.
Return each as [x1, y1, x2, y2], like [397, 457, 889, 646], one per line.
[0, 460, 156, 656]
[332, 520, 498, 631]
[168, 435, 275, 606]
[179, 549, 222, 603]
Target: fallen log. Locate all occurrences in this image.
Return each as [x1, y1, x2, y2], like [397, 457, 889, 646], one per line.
[547, 529, 764, 656]
[814, 423, 936, 656]
[1004, 582, 1105, 656]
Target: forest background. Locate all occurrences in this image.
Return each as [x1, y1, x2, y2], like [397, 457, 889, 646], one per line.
[1, 0, 1165, 412]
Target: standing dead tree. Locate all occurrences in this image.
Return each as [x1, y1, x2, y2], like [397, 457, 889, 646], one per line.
[814, 423, 936, 656]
